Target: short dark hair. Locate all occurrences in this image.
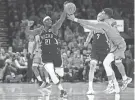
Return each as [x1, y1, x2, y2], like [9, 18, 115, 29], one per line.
[103, 8, 113, 18]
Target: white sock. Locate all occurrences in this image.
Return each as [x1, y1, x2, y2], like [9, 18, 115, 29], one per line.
[113, 78, 119, 86]
[122, 75, 127, 81]
[37, 76, 42, 81]
[109, 80, 113, 84]
[46, 77, 50, 83]
[58, 83, 63, 91]
[89, 81, 93, 90]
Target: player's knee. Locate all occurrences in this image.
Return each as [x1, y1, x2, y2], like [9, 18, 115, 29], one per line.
[103, 59, 110, 67]
[115, 59, 122, 65]
[90, 60, 97, 68]
[44, 63, 54, 73]
[32, 64, 38, 71]
[55, 68, 64, 77]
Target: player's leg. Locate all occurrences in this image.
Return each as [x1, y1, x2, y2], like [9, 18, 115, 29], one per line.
[54, 54, 67, 97]
[103, 53, 120, 93]
[44, 62, 67, 97]
[87, 59, 97, 95]
[42, 65, 50, 84]
[32, 62, 46, 88]
[114, 51, 132, 90]
[38, 65, 51, 88]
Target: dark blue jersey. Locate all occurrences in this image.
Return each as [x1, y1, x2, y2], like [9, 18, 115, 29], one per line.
[40, 29, 59, 54]
[92, 31, 110, 53]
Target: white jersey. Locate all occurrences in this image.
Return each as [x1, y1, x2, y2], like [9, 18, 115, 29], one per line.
[33, 35, 41, 55]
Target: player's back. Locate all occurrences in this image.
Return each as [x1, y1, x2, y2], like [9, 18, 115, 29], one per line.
[105, 19, 126, 46]
[104, 19, 126, 52]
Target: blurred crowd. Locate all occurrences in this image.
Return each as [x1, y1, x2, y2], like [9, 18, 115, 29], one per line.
[0, 0, 134, 83]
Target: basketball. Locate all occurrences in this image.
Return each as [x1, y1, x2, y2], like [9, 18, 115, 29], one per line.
[64, 3, 76, 15]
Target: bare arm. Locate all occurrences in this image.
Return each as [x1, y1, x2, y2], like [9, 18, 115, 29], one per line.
[25, 26, 43, 37]
[81, 23, 102, 32]
[68, 14, 106, 29]
[86, 31, 93, 43]
[52, 11, 66, 35]
[84, 31, 93, 47]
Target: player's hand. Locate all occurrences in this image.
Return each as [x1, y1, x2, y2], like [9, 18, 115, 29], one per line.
[64, 1, 70, 6]
[67, 14, 75, 21]
[84, 42, 88, 47]
[40, 25, 44, 30]
[28, 20, 34, 26]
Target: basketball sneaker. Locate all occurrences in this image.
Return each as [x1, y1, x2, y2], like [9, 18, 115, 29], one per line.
[60, 90, 67, 98]
[121, 77, 132, 91]
[44, 82, 52, 88]
[106, 84, 120, 94]
[39, 81, 46, 88]
[104, 82, 114, 94]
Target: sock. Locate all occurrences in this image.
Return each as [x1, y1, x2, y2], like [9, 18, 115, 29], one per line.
[58, 83, 64, 91]
[37, 76, 42, 82]
[89, 81, 93, 90]
[122, 75, 127, 81]
[108, 80, 113, 84]
[113, 78, 119, 86]
[46, 77, 50, 83]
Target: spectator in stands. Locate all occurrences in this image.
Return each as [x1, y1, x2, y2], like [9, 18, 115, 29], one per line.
[4, 53, 23, 83]
[29, 11, 39, 24]
[64, 26, 74, 42]
[125, 45, 134, 77]
[21, 4, 27, 14]
[0, 48, 7, 81]
[87, 6, 97, 19]
[72, 50, 84, 81]
[12, 35, 24, 52]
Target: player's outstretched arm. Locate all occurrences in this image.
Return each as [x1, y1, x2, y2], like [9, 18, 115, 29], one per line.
[67, 14, 104, 28]
[81, 23, 102, 32]
[84, 31, 93, 47]
[52, 11, 66, 35]
[25, 20, 43, 36]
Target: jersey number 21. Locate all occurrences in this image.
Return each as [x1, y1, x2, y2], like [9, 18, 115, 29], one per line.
[45, 39, 50, 45]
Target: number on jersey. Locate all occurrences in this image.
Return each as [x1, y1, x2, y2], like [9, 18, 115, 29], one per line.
[97, 34, 100, 39]
[44, 39, 50, 45]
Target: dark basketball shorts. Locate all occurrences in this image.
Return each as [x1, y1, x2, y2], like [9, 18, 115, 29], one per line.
[91, 48, 110, 63]
[41, 52, 62, 67]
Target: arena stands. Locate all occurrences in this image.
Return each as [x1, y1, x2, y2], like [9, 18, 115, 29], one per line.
[0, 0, 134, 83]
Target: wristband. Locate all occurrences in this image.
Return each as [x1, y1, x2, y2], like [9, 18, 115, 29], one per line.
[74, 18, 78, 22]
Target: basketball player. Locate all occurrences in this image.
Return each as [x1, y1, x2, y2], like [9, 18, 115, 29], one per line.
[25, 4, 67, 97]
[24, 22, 51, 88]
[32, 33, 51, 88]
[83, 12, 110, 94]
[67, 8, 132, 93]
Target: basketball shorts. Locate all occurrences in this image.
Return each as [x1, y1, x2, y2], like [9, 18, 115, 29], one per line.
[111, 42, 126, 60]
[33, 51, 42, 66]
[42, 52, 62, 67]
[91, 48, 110, 63]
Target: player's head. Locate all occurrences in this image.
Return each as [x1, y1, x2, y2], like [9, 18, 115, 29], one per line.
[97, 12, 104, 21]
[43, 16, 52, 27]
[100, 8, 113, 20]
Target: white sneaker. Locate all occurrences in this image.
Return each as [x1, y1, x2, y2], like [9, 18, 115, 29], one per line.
[106, 85, 120, 94]
[87, 90, 95, 95]
[104, 82, 114, 92]
[121, 77, 132, 91]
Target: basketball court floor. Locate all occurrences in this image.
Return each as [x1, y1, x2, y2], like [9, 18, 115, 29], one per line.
[0, 82, 134, 100]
